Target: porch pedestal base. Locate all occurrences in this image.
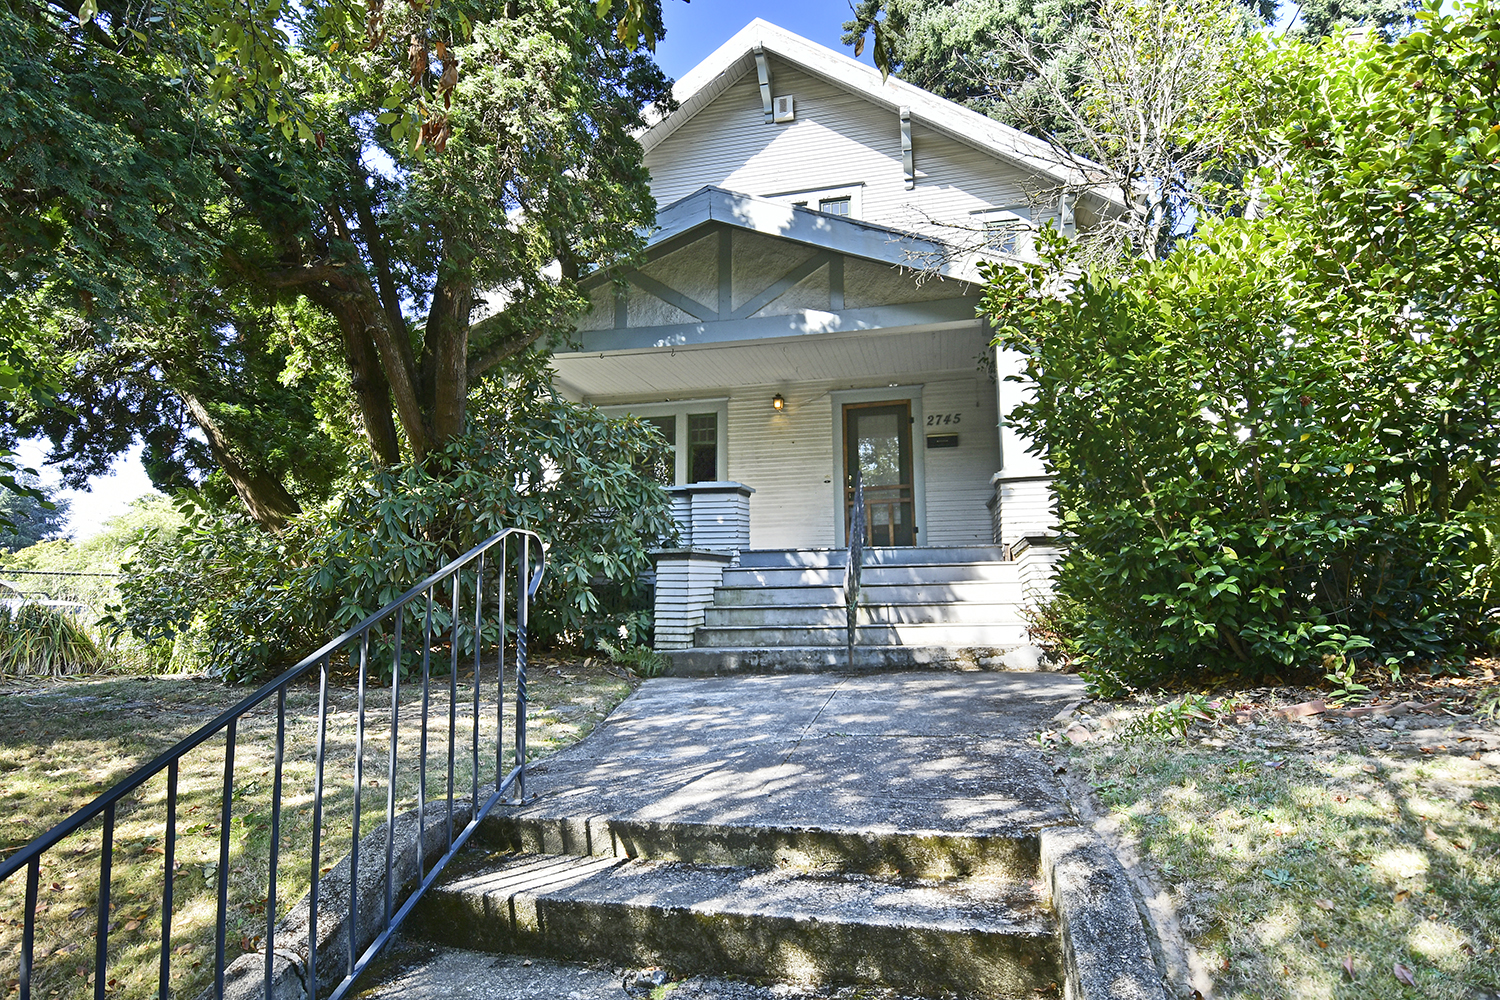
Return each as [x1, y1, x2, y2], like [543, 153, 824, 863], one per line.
[651, 549, 735, 650]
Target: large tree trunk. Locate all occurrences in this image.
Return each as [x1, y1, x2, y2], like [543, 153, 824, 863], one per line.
[180, 392, 302, 530]
[306, 284, 403, 466]
[422, 275, 474, 450]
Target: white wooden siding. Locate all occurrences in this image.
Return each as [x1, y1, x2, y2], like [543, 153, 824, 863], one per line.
[644, 59, 1056, 239]
[997, 479, 1057, 548]
[725, 387, 836, 549]
[919, 376, 1002, 546]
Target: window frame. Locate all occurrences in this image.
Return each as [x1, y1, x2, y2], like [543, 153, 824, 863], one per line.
[973, 206, 1036, 258]
[763, 183, 865, 220]
[598, 398, 729, 485]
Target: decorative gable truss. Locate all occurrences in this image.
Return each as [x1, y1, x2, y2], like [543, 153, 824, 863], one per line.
[573, 187, 981, 353]
[614, 236, 846, 325]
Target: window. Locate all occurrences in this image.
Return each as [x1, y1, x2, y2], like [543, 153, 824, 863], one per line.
[598, 400, 728, 486]
[976, 208, 1034, 257]
[687, 413, 718, 483]
[764, 184, 864, 220]
[638, 415, 676, 485]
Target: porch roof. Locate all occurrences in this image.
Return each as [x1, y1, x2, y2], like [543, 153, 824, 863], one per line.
[583, 186, 963, 287]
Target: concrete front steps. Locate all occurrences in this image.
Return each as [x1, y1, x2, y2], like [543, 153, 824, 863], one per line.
[668, 546, 1043, 675]
[407, 812, 1063, 998]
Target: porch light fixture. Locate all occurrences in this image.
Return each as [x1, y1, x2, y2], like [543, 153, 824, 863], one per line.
[772, 393, 786, 411]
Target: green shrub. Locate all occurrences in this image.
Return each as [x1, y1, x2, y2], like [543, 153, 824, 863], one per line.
[0, 602, 105, 676]
[985, 224, 1497, 693]
[113, 356, 677, 683]
[598, 638, 667, 678]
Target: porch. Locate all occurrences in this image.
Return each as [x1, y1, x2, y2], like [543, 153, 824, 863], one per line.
[651, 482, 1063, 673]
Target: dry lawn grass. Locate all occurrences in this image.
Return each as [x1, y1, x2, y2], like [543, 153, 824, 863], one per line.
[1059, 674, 1500, 1000]
[0, 658, 636, 1000]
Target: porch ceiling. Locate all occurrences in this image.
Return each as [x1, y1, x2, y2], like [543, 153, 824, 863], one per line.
[552, 322, 992, 400]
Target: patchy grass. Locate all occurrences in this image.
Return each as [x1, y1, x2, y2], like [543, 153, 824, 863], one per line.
[1058, 682, 1500, 1000]
[0, 657, 636, 1000]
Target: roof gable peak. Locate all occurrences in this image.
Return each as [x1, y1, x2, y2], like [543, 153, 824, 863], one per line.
[643, 20, 1097, 191]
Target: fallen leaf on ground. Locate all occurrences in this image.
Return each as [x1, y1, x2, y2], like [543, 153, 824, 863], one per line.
[1342, 956, 1355, 980]
[1393, 962, 1417, 986]
[1394, 890, 1410, 903]
[1313, 932, 1328, 948]
[1315, 898, 1335, 911]
[1361, 763, 1379, 773]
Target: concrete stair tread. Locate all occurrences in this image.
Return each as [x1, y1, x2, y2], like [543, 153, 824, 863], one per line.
[736, 546, 1009, 567]
[664, 645, 1048, 674]
[416, 850, 1062, 996]
[706, 601, 1024, 611]
[356, 944, 958, 1000]
[478, 811, 1051, 880]
[694, 623, 1031, 648]
[437, 851, 1051, 931]
[714, 585, 1023, 607]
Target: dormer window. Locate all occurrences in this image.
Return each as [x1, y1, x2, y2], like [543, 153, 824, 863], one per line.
[765, 184, 864, 220]
[975, 208, 1034, 257]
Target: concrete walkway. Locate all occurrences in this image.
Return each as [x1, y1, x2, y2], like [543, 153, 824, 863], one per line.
[356, 670, 1169, 1000]
[510, 671, 1083, 843]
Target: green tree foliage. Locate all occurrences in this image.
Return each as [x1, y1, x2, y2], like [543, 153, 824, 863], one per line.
[114, 355, 677, 681]
[843, 0, 1101, 144]
[848, 0, 1270, 267]
[984, 2, 1500, 690]
[3, 0, 672, 529]
[0, 473, 69, 552]
[1293, 0, 1424, 38]
[844, 0, 1419, 152]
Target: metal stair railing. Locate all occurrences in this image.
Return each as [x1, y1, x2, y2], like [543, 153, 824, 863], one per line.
[0, 527, 547, 1000]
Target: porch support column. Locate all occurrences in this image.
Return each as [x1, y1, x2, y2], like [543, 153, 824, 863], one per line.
[991, 344, 1059, 562]
[652, 549, 734, 650]
[651, 482, 755, 650]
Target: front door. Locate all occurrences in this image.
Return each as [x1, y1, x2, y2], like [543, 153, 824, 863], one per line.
[843, 401, 916, 546]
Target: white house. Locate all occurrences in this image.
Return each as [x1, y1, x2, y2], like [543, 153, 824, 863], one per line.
[551, 20, 1108, 671]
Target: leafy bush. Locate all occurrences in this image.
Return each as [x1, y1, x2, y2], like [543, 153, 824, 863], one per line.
[114, 357, 677, 682]
[986, 225, 1496, 693]
[0, 602, 105, 676]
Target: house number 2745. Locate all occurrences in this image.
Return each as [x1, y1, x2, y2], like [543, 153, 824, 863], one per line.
[926, 413, 961, 426]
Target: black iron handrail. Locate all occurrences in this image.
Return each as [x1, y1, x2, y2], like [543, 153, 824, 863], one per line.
[1, 527, 547, 1000]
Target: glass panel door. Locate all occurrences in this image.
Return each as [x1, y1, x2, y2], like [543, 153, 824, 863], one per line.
[843, 401, 915, 546]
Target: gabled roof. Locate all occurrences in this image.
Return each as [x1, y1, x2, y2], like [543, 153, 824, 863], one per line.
[643, 18, 1103, 195]
[584, 186, 967, 285]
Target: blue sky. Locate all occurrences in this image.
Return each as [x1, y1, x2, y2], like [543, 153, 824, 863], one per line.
[652, 0, 873, 80]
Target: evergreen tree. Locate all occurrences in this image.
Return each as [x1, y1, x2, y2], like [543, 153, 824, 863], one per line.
[0, 474, 69, 552]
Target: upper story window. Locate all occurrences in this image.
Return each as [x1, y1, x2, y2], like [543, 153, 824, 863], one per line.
[974, 207, 1034, 258]
[764, 183, 864, 221]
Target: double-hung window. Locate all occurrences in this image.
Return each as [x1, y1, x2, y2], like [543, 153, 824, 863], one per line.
[601, 400, 729, 486]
